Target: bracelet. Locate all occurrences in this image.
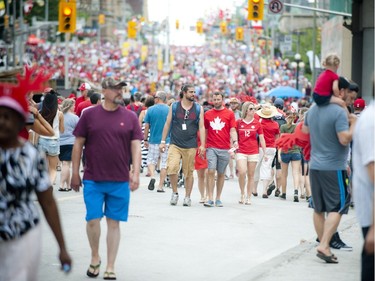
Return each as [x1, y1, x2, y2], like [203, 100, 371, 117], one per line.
[144, 139, 148, 142]
[160, 141, 166, 144]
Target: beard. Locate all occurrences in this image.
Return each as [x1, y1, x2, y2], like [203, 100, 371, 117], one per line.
[113, 96, 125, 105]
[187, 96, 195, 102]
[214, 103, 222, 110]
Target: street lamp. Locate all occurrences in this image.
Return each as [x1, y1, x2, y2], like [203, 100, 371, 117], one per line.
[292, 53, 305, 90]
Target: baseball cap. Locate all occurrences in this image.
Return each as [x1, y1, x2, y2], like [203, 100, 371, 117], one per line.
[101, 77, 127, 89]
[77, 82, 91, 91]
[273, 98, 284, 109]
[349, 82, 359, 92]
[338, 77, 350, 90]
[354, 98, 365, 109]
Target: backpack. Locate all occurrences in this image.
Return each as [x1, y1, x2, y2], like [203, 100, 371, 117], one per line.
[172, 101, 201, 125]
[129, 104, 143, 117]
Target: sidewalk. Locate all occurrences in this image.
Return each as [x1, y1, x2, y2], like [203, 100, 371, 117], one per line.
[38, 173, 362, 281]
[231, 217, 362, 281]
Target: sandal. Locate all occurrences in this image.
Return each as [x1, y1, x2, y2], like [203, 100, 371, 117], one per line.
[58, 187, 70, 192]
[103, 271, 117, 280]
[86, 261, 101, 278]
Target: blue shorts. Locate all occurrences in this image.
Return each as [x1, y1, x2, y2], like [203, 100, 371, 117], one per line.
[83, 180, 130, 222]
[38, 137, 60, 156]
[280, 152, 302, 164]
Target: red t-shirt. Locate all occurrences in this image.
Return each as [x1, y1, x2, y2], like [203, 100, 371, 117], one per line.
[76, 100, 92, 117]
[314, 69, 339, 96]
[204, 108, 236, 149]
[259, 118, 280, 148]
[236, 118, 263, 155]
[75, 96, 85, 114]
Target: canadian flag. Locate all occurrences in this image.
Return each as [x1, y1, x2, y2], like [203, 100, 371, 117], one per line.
[251, 20, 263, 30]
[24, 0, 33, 15]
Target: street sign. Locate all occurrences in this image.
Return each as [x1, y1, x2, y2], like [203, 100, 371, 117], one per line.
[268, 0, 284, 14]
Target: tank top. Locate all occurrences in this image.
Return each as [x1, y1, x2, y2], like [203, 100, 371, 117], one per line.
[40, 111, 60, 140]
[170, 102, 199, 148]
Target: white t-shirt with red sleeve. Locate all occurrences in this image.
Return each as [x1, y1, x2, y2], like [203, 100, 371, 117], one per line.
[237, 118, 263, 155]
[205, 107, 236, 150]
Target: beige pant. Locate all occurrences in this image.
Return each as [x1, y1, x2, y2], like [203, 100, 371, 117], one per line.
[0, 224, 42, 281]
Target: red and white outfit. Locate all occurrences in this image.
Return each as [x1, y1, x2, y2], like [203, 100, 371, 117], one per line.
[205, 108, 236, 150]
[255, 118, 280, 181]
[236, 118, 263, 162]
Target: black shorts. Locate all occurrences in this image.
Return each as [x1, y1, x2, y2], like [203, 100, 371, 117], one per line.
[313, 92, 331, 106]
[271, 149, 281, 169]
[59, 145, 73, 161]
[309, 169, 350, 214]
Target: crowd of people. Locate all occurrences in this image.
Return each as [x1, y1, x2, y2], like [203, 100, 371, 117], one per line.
[0, 46, 373, 281]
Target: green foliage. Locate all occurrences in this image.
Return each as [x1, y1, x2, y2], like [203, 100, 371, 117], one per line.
[24, 0, 59, 24]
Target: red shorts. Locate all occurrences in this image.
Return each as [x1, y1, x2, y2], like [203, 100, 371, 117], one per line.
[194, 150, 208, 170]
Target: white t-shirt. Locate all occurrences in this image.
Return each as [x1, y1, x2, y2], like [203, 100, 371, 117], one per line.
[352, 100, 374, 227]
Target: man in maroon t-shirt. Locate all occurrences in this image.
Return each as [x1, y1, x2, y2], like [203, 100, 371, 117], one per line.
[71, 77, 142, 280]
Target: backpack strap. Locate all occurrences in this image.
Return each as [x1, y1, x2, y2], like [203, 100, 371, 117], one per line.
[172, 101, 200, 125]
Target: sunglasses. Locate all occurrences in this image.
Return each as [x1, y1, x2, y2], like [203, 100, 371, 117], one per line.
[184, 110, 190, 120]
[155, 96, 160, 98]
[248, 107, 255, 111]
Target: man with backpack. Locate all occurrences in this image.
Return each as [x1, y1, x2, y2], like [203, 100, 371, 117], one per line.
[159, 84, 205, 207]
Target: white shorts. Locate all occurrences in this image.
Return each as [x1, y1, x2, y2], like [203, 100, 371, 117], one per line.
[236, 153, 260, 162]
[0, 224, 42, 281]
[254, 148, 276, 181]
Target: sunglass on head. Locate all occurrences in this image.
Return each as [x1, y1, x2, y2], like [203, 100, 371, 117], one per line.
[248, 107, 255, 111]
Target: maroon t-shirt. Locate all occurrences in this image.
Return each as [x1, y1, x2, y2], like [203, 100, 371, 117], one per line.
[73, 105, 143, 182]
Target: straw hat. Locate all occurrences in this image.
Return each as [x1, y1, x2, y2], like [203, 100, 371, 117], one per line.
[257, 104, 278, 119]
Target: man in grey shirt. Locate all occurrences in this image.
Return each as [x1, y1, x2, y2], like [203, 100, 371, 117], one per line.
[303, 77, 357, 264]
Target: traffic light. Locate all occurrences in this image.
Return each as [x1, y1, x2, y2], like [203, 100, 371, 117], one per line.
[235, 27, 244, 41]
[4, 15, 9, 28]
[128, 20, 137, 39]
[58, 1, 76, 33]
[176, 20, 179, 30]
[220, 21, 227, 34]
[196, 21, 203, 34]
[248, 0, 264, 21]
[98, 14, 105, 25]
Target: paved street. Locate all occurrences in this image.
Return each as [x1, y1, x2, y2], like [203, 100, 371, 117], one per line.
[38, 171, 362, 281]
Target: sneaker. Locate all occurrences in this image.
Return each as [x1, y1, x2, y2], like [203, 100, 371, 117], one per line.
[293, 190, 299, 202]
[148, 178, 156, 191]
[262, 194, 268, 199]
[280, 193, 286, 200]
[330, 232, 353, 251]
[204, 200, 214, 207]
[183, 197, 191, 207]
[170, 193, 179, 206]
[275, 189, 281, 197]
[267, 183, 276, 196]
[199, 197, 206, 204]
[215, 200, 223, 207]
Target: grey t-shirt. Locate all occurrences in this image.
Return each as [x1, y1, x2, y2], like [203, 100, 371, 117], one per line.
[305, 104, 349, 170]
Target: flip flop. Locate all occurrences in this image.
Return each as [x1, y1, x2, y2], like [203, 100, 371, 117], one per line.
[316, 250, 338, 264]
[86, 261, 101, 278]
[103, 271, 117, 280]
